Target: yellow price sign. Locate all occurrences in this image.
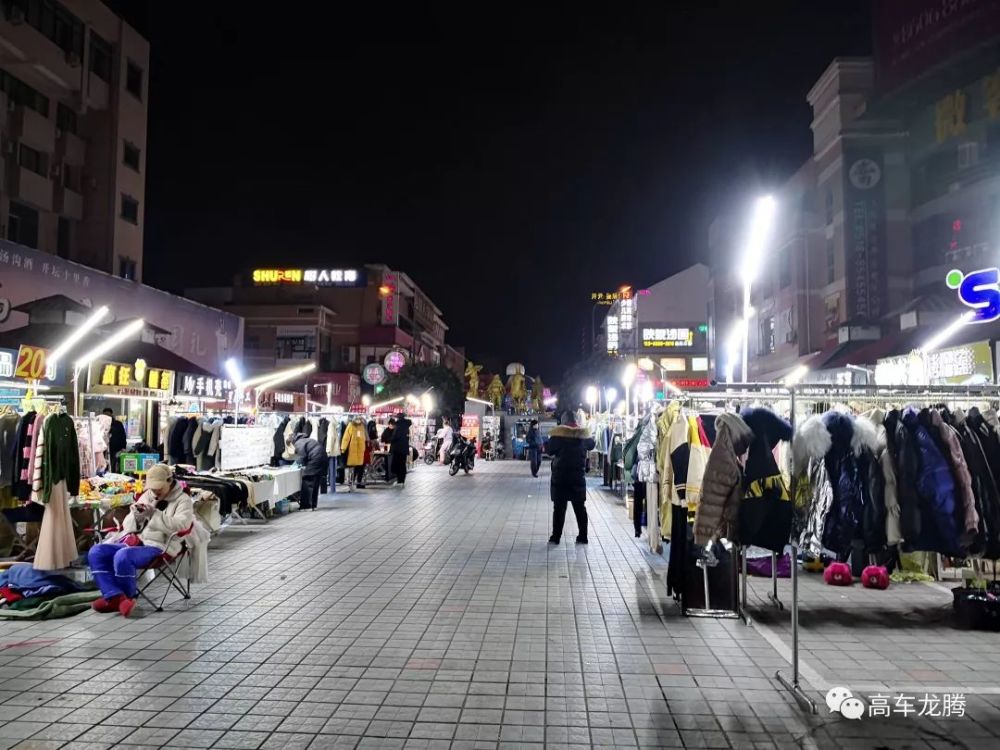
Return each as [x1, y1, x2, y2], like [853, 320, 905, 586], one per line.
[15, 344, 50, 381]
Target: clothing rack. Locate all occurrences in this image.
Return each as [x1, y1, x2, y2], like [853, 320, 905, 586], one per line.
[685, 381, 1000, 715]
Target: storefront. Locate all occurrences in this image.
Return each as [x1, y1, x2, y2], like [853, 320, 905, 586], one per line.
[875, 340, 994, 386]
[82, 358, 176, 445]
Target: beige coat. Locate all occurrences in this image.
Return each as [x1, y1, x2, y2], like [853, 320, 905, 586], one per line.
[124, 482, 195, 557]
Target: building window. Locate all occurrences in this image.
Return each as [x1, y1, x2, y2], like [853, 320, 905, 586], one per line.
[825, 190, 834, 224]
[118, 256, 136, 281]
[758, 316, 775, 355]
[957, 141, 979, 169]
[56, 216, 70, 258]
[7, 201, 39, 248]
[18, 143, 47, 177]
[56, 102, 77, 135]
[0, 69, 49, 116]
[691, 356, 709, 371]
[6, 0, 84, 60]
[62, 163, 76, 191]
[122, 140, 141, 171]
[245, 335, 260, 349]
[340, 345, 356, 364]
[779, 246, 791, 288]
[89, 30, 111, 82]
[275, 334, 315, 361]
[826, 239, 835, 284]
[120, 194, 139, 224]
[660, 357, 685, 372]
[125, 60, 143, 100]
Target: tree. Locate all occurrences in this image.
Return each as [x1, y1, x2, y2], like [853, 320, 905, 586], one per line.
[381, 363, 465, 419]
[556, 353, 627, 414]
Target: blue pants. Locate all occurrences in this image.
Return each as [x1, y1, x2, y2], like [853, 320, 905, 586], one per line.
[88, 543, 162, 599]
[528, 448, 541, 477]
[327, 455, 337, 493]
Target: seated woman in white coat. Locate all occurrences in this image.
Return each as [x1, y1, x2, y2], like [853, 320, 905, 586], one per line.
[88, 464, 194, 617]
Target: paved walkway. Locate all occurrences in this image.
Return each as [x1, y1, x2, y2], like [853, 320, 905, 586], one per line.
[0, 460, 997, 749]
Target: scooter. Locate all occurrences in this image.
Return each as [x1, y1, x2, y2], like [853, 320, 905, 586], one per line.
[448, 435, 477, 475]
[423, 437, 439, 465]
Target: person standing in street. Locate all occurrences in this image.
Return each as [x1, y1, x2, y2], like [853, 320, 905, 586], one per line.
[290, 431, 325, 510]
[390, 412, 412, 486]
[380, 418, 396, 481]
[526, 419, 543, 477]
[103, 408, 127, 471]
[546, 410, 595, 545]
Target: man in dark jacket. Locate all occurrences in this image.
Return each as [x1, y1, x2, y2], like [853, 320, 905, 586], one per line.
[545, 411, 595, 544]
[290, 432, 326, 510]
[103, 408, 127, 471]
[526, 419, 543, 477]
[390, 413, 412, 486]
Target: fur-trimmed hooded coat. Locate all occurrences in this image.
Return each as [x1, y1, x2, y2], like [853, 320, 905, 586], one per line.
[546, 425, 595, 488]
[693, 412, 753, 545]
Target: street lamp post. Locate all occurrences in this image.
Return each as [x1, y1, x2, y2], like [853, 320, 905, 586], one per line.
[622, 362, 637, 429]
[738, 195, 776, 382]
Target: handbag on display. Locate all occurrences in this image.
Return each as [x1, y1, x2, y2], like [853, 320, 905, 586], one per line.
[823, 561, 853, 586]
[861, 565, 890, 589]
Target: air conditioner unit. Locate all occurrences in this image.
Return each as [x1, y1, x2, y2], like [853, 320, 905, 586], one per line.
[7, 6, 25, 24]
[65, 50, 80, 68]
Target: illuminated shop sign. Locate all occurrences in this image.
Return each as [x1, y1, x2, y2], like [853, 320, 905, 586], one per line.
[176, 373, 235, 402]
[606, 315, 619, 354]
[384, 350, 407, 373]
[252, 268, 366, 287]
[642, 327, 694, 348]
[876, 341, 993, 386]
[947, 267, 1000, 323]
[87, 359, 175, 398]
[363, 363, 387, 385]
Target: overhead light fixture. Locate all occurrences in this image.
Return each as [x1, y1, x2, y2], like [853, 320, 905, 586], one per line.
[369, 395, 404, 411]
[739, 195, 777, 283]
[73, 318, 145, 373]
[918, 311, 974, 354]
[48, 305, 109, 368]
[224, 357, 243, 386]
[784, 365, 809, 387]
[253, 362, 317, 392]
[584, 386, 598, 406]
[622, 362, 637, 387]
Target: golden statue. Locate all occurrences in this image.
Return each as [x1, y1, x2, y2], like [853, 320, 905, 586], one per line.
[486, 375, 505, 411]
[508, 372, 527, 412]
[465, 361, 482, 399]
[531, 376, 545, 413]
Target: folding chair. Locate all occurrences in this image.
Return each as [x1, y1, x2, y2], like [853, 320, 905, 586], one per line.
[137, 525, 194, 612]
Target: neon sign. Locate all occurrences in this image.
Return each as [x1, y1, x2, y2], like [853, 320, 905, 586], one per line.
[252, 268, 365, 287]
[947, 268, 1000, 323]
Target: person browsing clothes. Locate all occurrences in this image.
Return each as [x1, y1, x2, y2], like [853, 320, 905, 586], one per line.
[88, 463, 194, 617]
[290, 431, 326, 510]
[546, 411, 595, 545]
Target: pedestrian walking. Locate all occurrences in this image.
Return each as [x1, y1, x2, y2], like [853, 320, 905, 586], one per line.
[546, 410, 595, 545]
[381, 418, 396, 481]
[390, 412, 412, 486]
[526, 419, 543, 477]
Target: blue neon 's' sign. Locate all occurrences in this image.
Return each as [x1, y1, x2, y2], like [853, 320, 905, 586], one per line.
[947, 268, 1000, 324]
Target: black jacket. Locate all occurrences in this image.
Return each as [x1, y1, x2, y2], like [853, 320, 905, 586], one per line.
[273, 416, 290, 461]
[293, 434, 326, 477]
[888, 408, 922, 544]
[545, 425, 594, 488]
[109, 419, 127, 455]
[390, 417, 412, 451]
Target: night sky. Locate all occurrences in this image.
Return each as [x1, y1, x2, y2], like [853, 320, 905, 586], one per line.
[109, 1, 870, 382]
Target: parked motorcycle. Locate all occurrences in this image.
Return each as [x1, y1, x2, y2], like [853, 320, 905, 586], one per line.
[423, 437, 439, 465]
[448, 435, 477, 475]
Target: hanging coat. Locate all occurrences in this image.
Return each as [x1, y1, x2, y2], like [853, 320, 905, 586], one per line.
[738, 407, 793, 553]
[962, 408, 1000, 559]
[861, 408, 898, 546]
[902, 407, 963, 556]
[889, 409, 923, 544]
[693, 412, 753, 545]
[818, 412, 877, 558]
[928, 409, 979, 548]
[340, 420, 367, 467]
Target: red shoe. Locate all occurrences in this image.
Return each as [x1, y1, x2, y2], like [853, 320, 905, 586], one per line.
[91, 594, 123, 613]
[119, 597, 137, 617]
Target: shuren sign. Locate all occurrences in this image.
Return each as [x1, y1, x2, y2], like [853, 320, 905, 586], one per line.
[252, 268, 365, 287]
[947, 267, 1000, 323]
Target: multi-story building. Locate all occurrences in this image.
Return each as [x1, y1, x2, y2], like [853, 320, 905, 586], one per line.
[0, 0, 148, 281]
[708, 0, 1000, 384]
[186, 264, 464, 396]
[598, 264, 710, 388]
